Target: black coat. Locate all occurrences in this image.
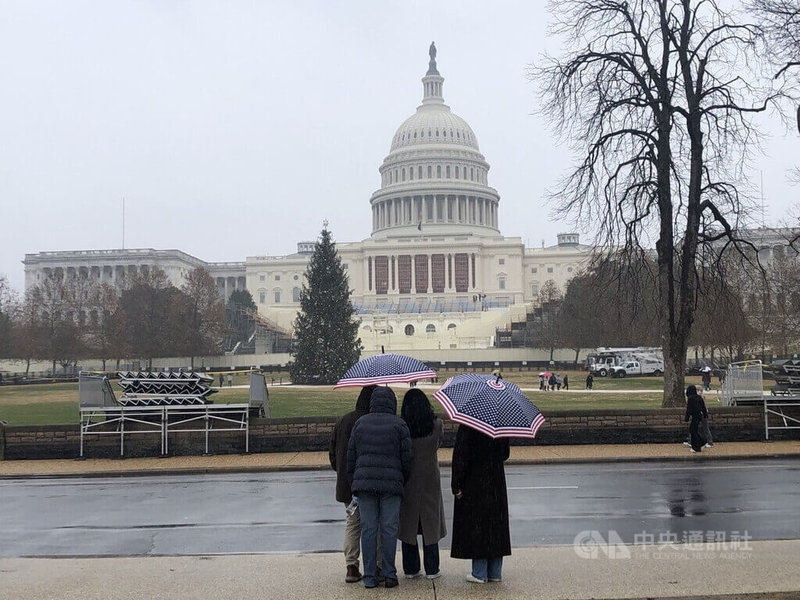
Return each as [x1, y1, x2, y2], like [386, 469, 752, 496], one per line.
[329, 388, 372, 504]
[450, 425, 511, 559]
[685, 393, 708, 422]
[347, 387, 413, 497]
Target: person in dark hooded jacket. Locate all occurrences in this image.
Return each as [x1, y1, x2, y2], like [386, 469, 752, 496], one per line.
[684, 384, 708, 452]
[329, 385, 376, 583]
[347, 387, 413, 589]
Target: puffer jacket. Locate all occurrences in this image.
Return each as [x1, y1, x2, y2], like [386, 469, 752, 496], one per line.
[347, 387, 413, 496]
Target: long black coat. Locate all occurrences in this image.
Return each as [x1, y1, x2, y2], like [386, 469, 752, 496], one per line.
[329, 387, 373, 504]
[450, 425, 511, 559]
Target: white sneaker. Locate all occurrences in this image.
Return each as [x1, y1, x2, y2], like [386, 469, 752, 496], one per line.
[466, 574, 486, 584]
[426, 572, 441, 580]
[690, 448, 698, 453]
[704, 443, 713, 448]
[404, 572, 421, 579]
[682, 441, 691, 446]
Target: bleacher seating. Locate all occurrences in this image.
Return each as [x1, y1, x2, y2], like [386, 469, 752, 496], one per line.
[78, 370, 268, 457]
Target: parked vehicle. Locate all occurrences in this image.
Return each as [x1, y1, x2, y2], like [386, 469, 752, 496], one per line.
[608, 360, 664, 378]
[587, 347, 664, 377]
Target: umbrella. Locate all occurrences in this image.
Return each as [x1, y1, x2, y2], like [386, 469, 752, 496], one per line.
[434, 373, 546, 439]
[701, 366, 712, 372]
[538, 371, 552, 378]
[334, 353, 437, 388]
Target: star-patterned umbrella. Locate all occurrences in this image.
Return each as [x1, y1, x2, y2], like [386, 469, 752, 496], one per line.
[434, 373, 545, 439]
[334, 354, 437, 388]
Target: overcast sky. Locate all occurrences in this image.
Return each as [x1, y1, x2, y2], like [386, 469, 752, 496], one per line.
[1, 0, 797, 293]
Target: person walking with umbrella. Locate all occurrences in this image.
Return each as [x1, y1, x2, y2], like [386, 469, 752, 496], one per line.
[398, 389, 446, 580]
[347, 387, 413, 589]
[329, 385, 376, 583]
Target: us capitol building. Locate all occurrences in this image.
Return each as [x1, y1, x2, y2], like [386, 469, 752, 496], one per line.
[24, 44, 594, 352]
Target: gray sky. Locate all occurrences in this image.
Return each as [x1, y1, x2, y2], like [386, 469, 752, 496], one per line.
[1, 0, 797, 293]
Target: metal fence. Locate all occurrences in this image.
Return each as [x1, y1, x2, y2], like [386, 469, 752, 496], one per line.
[721, 360, 764, 407]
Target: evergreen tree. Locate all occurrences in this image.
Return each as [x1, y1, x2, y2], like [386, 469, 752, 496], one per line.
[290, 226, 361, 384]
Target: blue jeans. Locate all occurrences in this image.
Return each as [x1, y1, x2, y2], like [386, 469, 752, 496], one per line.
[401, 540, 439, 576]
[358, 492, 401, 586]
[472, 557, 503, 582]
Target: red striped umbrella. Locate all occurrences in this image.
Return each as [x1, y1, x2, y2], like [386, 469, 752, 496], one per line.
[434, 373, 545, 439]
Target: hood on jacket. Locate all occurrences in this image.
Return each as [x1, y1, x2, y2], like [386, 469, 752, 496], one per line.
[686, 384, 699, 398]
[369, 387, 397, 415]
[355, 385, 377, 413]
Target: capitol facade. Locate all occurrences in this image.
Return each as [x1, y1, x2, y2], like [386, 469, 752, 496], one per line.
[24, 45, 594, 352]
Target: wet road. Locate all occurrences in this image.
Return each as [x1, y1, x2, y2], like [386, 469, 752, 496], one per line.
[2, 459, 798, 557]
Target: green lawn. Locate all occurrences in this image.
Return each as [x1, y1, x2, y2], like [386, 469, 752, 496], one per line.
[0, 371, 728, 426]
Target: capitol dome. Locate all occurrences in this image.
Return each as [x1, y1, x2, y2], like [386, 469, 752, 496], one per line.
[370, 43, 500, 239]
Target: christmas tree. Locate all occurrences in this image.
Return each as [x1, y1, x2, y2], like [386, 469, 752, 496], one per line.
[290, 224, 361, 384]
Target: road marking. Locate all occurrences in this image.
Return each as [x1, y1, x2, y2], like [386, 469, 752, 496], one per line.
[508, 486, 579, 490]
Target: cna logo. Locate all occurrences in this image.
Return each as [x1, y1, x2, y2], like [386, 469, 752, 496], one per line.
[573, 530, 631, 559]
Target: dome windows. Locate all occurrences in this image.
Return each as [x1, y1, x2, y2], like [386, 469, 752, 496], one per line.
[418, 166, 423, 179]
[446, 166, 451, 178]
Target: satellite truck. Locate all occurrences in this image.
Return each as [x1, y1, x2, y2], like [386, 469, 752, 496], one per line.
[586, 347, 664, 377]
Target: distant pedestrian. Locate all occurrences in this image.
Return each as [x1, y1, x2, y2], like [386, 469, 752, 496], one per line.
[585, 373, 594, 390]
[538, 374, 545, 391]
[227, 373, 233, 387]
[548, 373, 556, 391]
[218, 373, 224, 388]
[555, 375, 562, 391]
[685, 385, 708, 453]
[563, 374, 569, 390]
[701, 370, 712, 392]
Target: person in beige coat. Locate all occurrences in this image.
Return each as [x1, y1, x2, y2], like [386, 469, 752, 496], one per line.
[398, 389, 447, 579]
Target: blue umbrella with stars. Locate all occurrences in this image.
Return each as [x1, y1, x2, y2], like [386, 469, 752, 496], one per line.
[434, 372, 545, 439]
[334, 353, 436, 388]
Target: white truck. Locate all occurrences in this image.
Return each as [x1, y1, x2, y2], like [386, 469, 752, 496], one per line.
[608, 360, 663, 378]
[588, 347, 664, 377]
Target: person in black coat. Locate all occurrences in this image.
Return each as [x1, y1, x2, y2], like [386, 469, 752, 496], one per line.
[347, 387, 413, 589]
[684, 384, 708, 453]
[329, 385, 375, 583]
[450, 425, 511, 584]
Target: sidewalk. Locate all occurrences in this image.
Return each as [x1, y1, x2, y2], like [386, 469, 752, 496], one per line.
[2, 441, 798, 600]
[3, 541, 799, 600]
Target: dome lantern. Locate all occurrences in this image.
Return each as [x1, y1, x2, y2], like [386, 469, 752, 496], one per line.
[422, 41, 445, 106]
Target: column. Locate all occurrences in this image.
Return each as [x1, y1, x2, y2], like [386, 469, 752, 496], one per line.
[411, 254, 416, 292]
[427, 255, 432, 292]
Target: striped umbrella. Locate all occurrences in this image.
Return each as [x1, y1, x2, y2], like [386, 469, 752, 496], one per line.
[334, 354, 437, 388]
[434, 373, 545, 439]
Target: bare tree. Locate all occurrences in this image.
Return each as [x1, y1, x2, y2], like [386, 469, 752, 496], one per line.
[531, 280, 564, 363]
[536, 0, 779, 406]
[0, 276, 18, 358]
[179, 267, 225, 369]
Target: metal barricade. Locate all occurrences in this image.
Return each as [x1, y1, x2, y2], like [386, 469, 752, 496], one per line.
[721, 360, 763, 407]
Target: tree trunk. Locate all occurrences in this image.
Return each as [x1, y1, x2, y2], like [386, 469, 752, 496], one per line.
[574, 348, 580, 365]
[25, 358, 30, 376]
[662, 351, 686, 407]
[101, 358, 107, 371]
